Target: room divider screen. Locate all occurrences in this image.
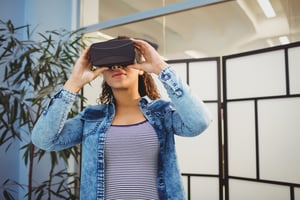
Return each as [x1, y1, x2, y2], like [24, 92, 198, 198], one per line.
[222, 42, 300, 200]
[167, 58, 222, 200]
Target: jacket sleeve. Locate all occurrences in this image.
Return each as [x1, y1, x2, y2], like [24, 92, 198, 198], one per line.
[31, 88, 84, 151]
[158, 66, 213, 136]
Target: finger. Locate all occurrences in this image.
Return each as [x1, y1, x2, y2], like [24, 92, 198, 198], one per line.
[128, 63, 152, 73]
[94, 67, 109, 75]
[82, 46, 91, 59]
[132, 39, 143, 46]
[132, 39, 148, 51]
[127, 63, 142, 70]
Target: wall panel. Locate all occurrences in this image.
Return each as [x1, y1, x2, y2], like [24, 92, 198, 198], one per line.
[190, 177, 219, 200]
[227, 101, 256, 178]
[226, 50, 286, 99]
[229, 179, 290, 200]
[258, 97, 300, 184]
[288, 46, 300, 95]
[189, 61, 218, 100]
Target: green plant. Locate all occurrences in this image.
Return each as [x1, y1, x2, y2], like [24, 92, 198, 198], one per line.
[0, 19, 85, 200]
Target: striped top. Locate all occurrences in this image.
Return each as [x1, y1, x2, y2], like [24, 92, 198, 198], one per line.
[104, 121, 159, 200]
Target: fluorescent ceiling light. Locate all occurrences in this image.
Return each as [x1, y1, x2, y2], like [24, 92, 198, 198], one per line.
[266, 39, 274, 47]
[97, 32, 114, 40]
[184, 50, 205, 58]
[279, 36, 290, 45]
[257, 0, 276, 18]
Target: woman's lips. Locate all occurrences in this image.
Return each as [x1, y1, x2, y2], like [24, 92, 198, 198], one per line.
[112, 72, 125, 78]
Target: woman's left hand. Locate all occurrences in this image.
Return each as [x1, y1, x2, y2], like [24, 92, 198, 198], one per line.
[128, 39, 168, 75]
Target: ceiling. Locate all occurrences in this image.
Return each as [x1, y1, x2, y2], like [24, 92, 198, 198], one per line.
[83, 0, 300, 59]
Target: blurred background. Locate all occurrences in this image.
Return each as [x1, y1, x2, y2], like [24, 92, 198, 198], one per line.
[81, 0, 300, 59]
[1, 0, 300, 199]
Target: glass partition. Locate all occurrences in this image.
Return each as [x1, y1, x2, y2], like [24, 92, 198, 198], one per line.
[81, 0, 300, 59]
[98, 0, 185, 22]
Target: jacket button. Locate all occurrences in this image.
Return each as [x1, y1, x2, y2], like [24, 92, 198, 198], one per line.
[161, 73, 171, 81]
[159, 178, 164, 186]
[175, 88, 183, 96]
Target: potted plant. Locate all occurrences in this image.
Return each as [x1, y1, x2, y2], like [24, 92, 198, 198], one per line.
[0, 19, 85, 200]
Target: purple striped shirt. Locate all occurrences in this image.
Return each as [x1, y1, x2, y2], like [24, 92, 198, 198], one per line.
[104, 120, 159, 199]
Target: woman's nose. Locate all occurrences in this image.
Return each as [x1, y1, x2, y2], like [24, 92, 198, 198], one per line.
[111, 65, 123, 70]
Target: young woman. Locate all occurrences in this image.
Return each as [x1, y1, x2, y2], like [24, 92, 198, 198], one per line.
[32, 38, 212, 200]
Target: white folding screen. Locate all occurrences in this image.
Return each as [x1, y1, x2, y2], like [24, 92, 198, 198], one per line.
[174, 61, 219, 173]
[224, 44, 300, 200]
[169, 59, 221, 200]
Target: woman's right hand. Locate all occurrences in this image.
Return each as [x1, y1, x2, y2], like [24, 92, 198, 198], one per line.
[64, 46, 108, 93]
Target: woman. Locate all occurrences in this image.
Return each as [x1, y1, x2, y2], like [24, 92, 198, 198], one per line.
[31, 38, 212, 200]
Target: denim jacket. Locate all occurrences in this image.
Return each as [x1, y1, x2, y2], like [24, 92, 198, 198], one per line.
[32, 66, 212, 200]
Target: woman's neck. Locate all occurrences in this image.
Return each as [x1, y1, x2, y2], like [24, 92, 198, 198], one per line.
[111, 89, 145, 125]
[113, 89, 141, 107]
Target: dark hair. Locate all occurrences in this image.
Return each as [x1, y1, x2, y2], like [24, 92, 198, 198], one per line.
[98, 36, 161, 104]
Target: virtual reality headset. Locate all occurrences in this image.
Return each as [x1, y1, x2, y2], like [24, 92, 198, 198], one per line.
[90, 39, 136, 67]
